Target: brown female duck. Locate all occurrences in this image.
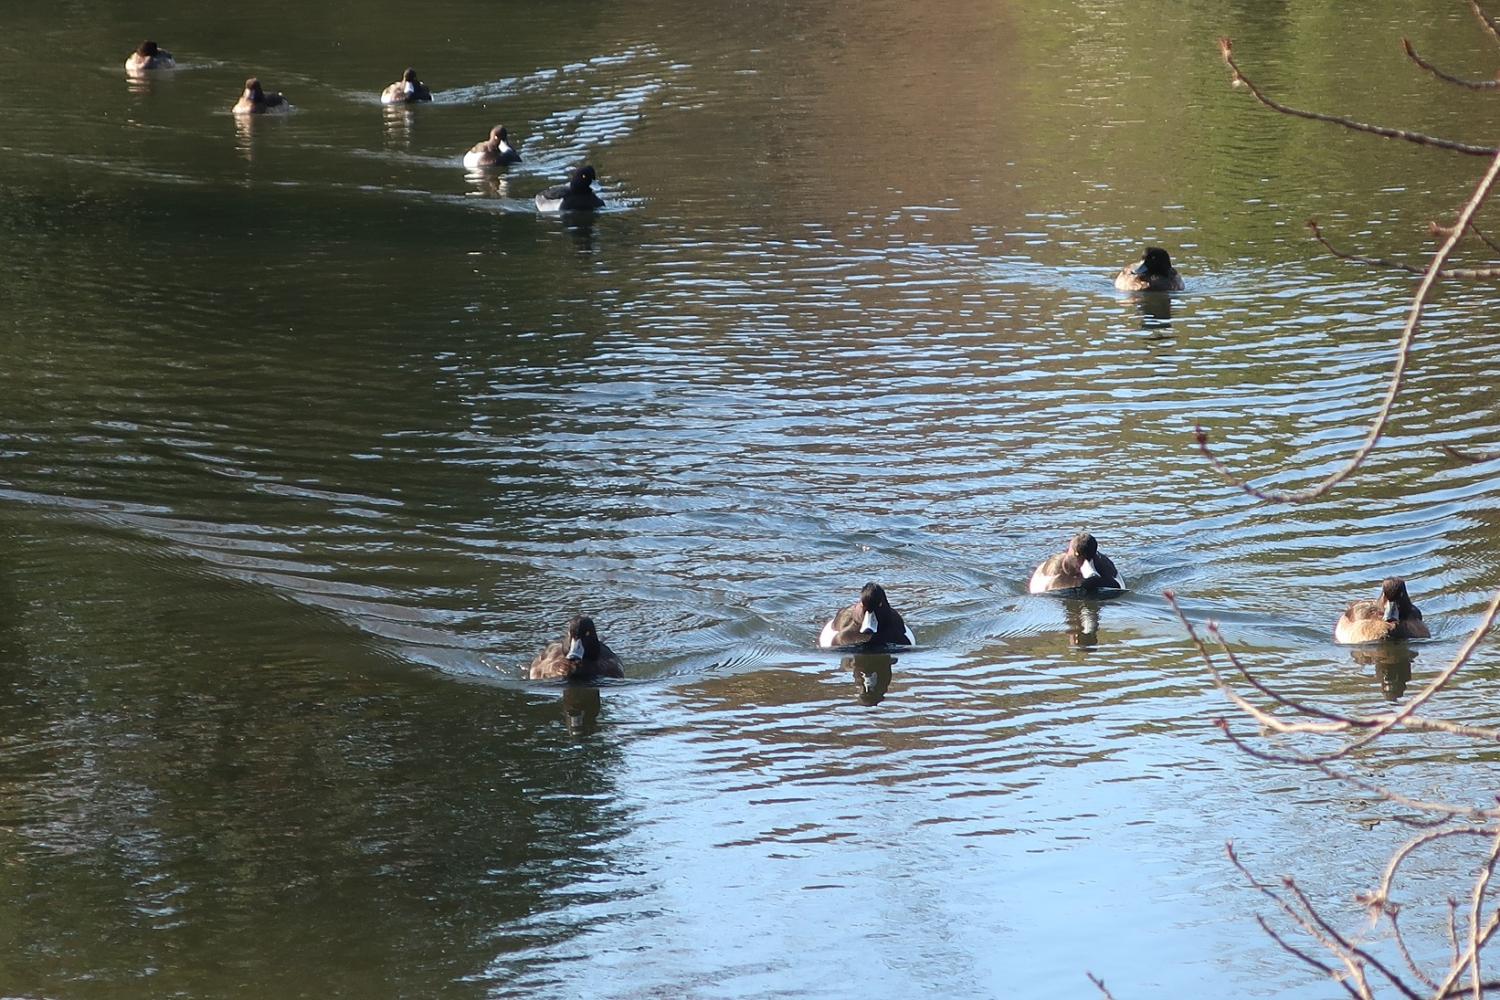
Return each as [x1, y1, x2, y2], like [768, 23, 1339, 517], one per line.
[1114, 247, 1184, 292]
[528, 615, 625, 680]
[232, 77, 292, 115]
[125, 40, 175, 74]
[1334, 577, 1429, 644]
[381, 67, 432, 105]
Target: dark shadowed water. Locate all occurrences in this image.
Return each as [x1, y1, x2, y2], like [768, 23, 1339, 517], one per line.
[4, 1, 1500, 996]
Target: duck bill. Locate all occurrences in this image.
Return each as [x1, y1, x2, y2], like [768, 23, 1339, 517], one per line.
[566, 638, 585, 661]
[1384, 602, 1400, 623]
[1132, 262, 1150, 278]
[1080, 559, 1099, 580]
[860, 611, 878, 635]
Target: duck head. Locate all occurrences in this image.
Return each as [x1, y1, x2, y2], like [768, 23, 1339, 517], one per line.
[1380, 577, 1417, 622]
[570, 164, 598, 190]
[401, 67, 419, 96]
[565, 615, 602, 661]
[858, 581, 892, 635]
[1132, 247, 1175, 280]
[1067, 531, 1102, 580]
[137, 40, 162, 58]
[243, 77, 264, 101]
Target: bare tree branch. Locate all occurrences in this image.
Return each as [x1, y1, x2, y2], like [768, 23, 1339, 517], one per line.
[1315, 762, 1489, 825]
[1308, 220, 1500, 279]
[1230, 845, 1372, 993]
[1442, 443, 1500, 463]
[1391, 909, 1444, 991]
[1166, 588, 1500, 764]
[1086, 972, 1119, 1000]
[1471, 0, 1500, 47]
[1218, 37, 1498, 156]
[1206, 621, 1357, 724]
[1453, 898, 1466, 972]
[1465, 831, 1500, 997]
[1195, 150, 1500, 502]
[1256, 914, 1366, 999]
[1282, 876, 1418, 998]
[1403, 37, 1500, 90]
[1429, 220, 1500, 256]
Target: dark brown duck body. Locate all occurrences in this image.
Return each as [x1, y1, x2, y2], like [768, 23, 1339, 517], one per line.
[535, 164, 605, 212]
[818, 582, 915, 649]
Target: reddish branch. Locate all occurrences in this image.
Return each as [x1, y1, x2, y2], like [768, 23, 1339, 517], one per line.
[1403, 37, 1500, 90]
[1194, 149, 1500, 502]
[1218, 37, 1497, 156]
[1307, 220, 1500, 279]
[1472, 0, 1500, 46]
[1430, 221, 1500, 256]
[1443, 443, 1500, 462]
[1163, 588, 1500, 760]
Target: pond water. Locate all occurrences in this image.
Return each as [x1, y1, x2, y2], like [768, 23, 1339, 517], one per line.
[4, 1, 1500, 996]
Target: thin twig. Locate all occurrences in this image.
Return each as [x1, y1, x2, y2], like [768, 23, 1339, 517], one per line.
[1086, 972, 1118, 1000]
[1282, 877, 1416, 998]
[1167, 588, 1500, 764]
[1453, 899, 1465, 971]
[1403, 37, 1500, 90]
[1229, 844, 1373, 995]
[1433, 907, 1500, 999]
[1391, 909, 1443, 990]
[1218, 37, 1497, 156]
[1466, 830, 1500, 998]
[1429, 220, 1500, 256]
[1207, 620, 1356, 723]
[1443, 443, 1500, 462]
[1315, 762, 1488, 823]
[1378, 831, 1500, 916]
[1308, 220, 1500, 278]
[1256, 915, 1364, 999]
[1471, 0, 1500, 47]
[1195, 150, 1500, 502]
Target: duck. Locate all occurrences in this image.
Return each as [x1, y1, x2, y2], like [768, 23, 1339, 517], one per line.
[818, 582, 915, 649]
[232, 77, 291, 115]
[462, 125, 521, 170]
[1114, 247, 1184, 292]
[528, 615, 625, 680]
[1029, 531, 1125, 594]
[125, 40, 175, 74]
[380, 67, 432, 105]
[535, 164, 605, 212]
[1334, 577, 1430, 644]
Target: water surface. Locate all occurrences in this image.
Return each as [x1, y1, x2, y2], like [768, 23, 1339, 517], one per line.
[4, 1, 1500, 996]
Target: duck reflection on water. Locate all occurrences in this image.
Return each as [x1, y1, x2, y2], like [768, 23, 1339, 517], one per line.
[560, 684, 603, 734]
[233, 114, 257, 162]
[464, 170, 510, 199]
[563, 214, 600, 254]
[382, 103, 415, 148]
[1134, 291, 1173, 333]
[1062, 598, 1100, 648]
[1350, 644, 1416, 701]
[844, 653, 895, 706]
